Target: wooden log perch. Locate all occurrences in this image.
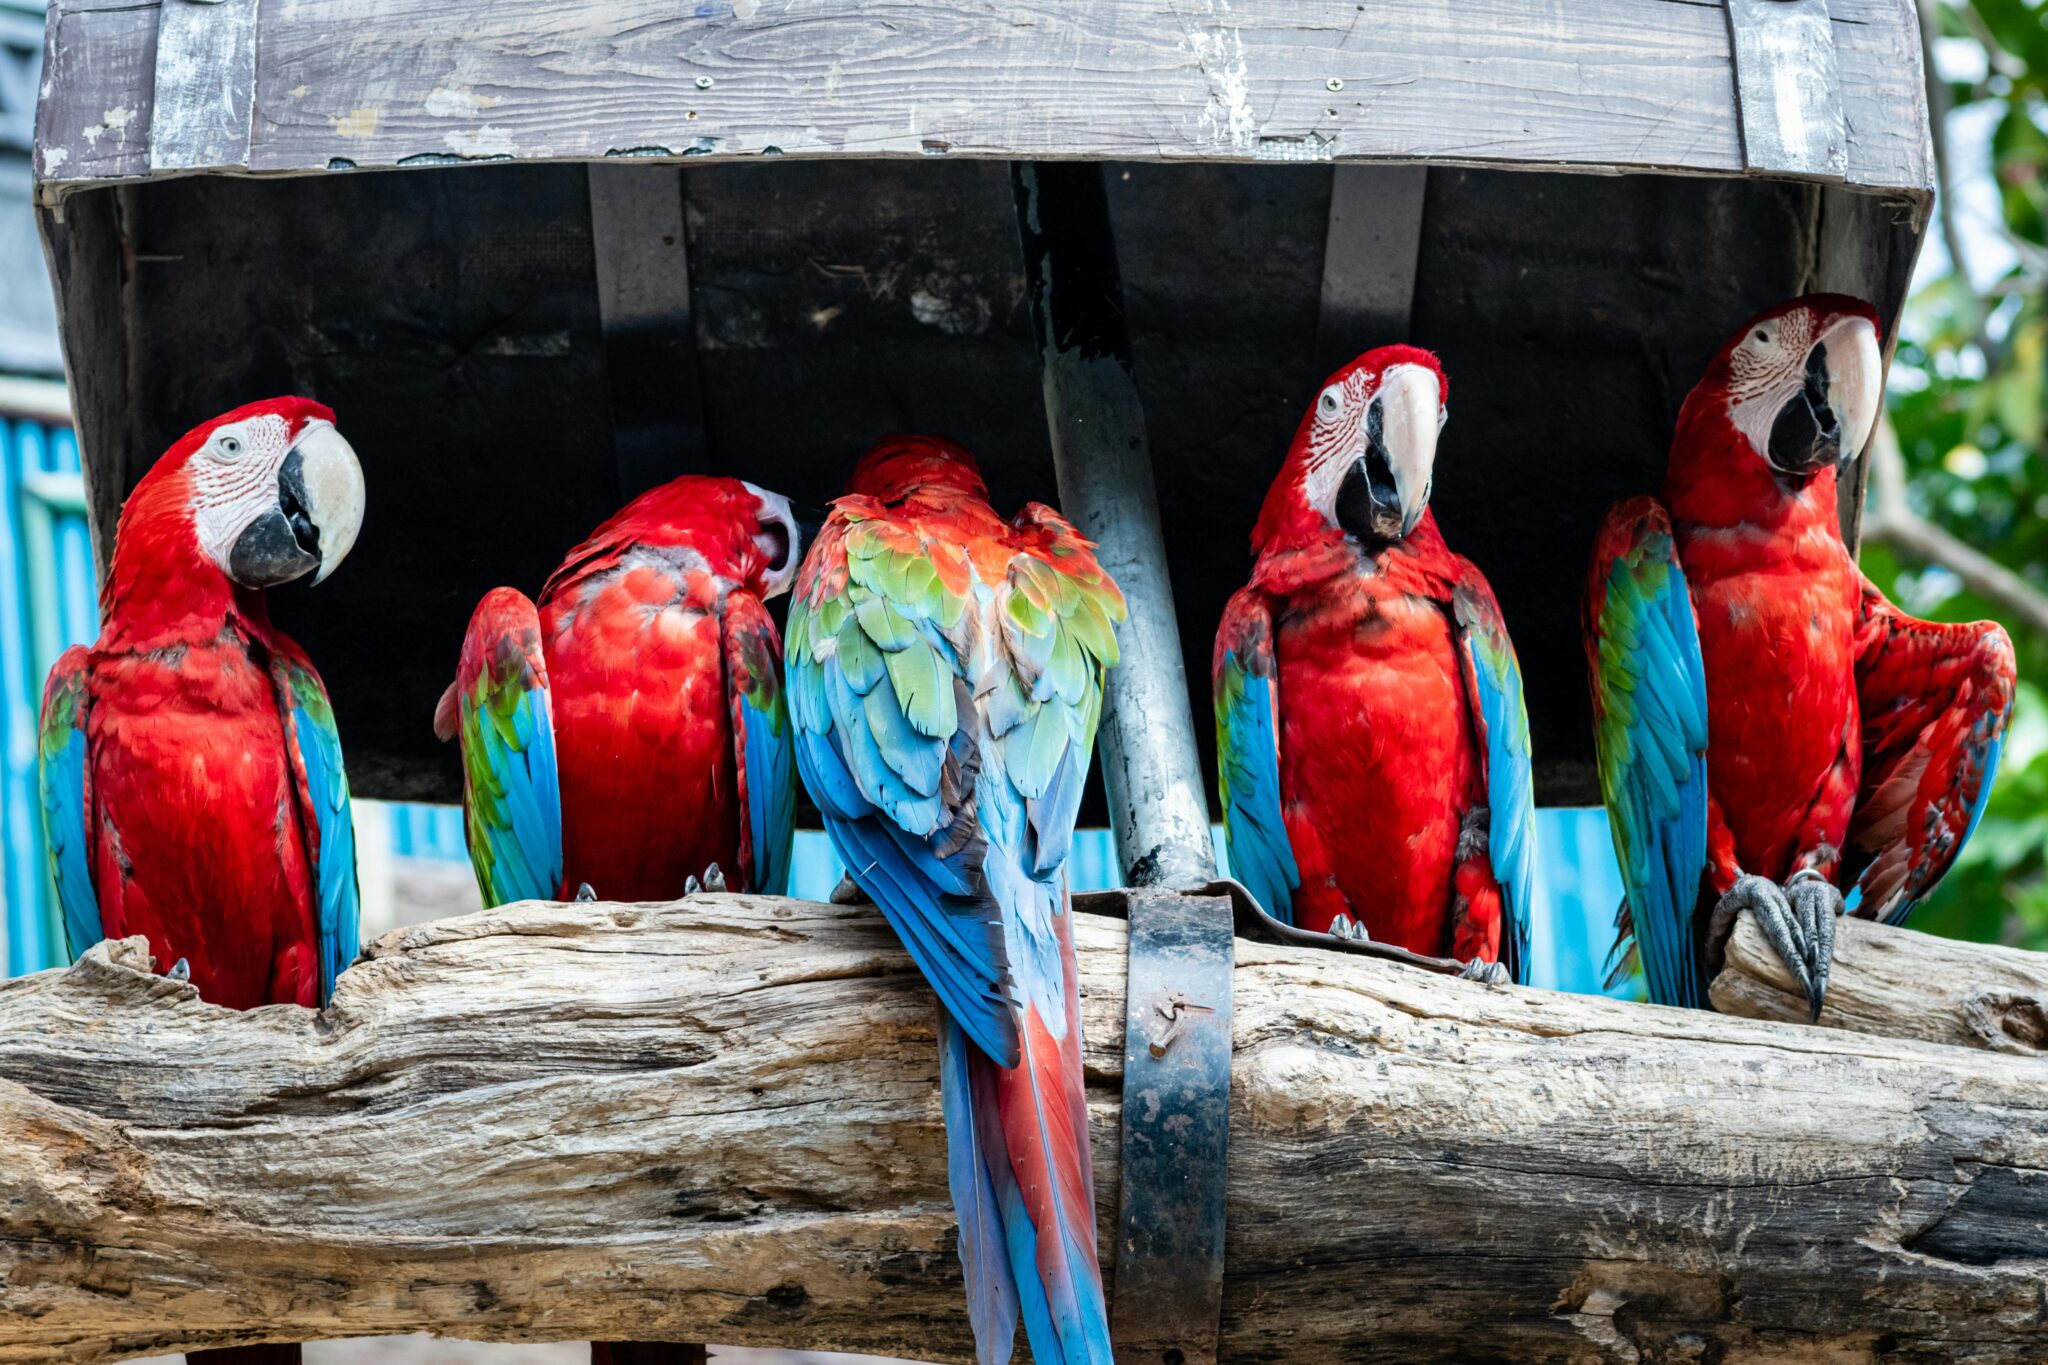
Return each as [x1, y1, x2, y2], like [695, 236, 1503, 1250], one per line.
[4, 897, 2048, 1363]
[1714, 909, 2048, 1055]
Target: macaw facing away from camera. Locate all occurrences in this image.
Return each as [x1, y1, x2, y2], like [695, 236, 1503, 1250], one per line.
[1586, 294, 2015, 1015]
[39, 397, 366, 1365]
[1213, 345, 1536, 982]
[435, 474, 800, 908]
[787, 435, 1123, 1365]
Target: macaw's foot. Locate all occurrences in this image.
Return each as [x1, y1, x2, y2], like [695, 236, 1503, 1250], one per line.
[1458, 957, 1510, 987]
[166, 957, 190, 983]
[1708, 873, 1839, 1021]
[700, 863, 727, 893]
[1327, 913, 1372, 943]
[574, 883, 598, 903]
[829, 872, 872, 906]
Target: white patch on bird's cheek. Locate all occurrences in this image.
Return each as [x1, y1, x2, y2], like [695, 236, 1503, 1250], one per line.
[1723, 309, 1814, 459]
[1301, 370, 1368, 523]
[189, 414, 294, 574]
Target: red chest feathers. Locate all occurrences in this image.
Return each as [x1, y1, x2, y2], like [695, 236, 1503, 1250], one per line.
[87, 638, 316, 1009]
[1272, 576, 1479, 951]
[1685, 531, 1862, 876]
[542, 555, 738, 899]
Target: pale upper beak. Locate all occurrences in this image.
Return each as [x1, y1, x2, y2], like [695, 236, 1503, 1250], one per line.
[1376, 364, 1442, 539]
[1766, 315, 1881, 483]
[225, 419, 366, 589]
[741, 479, 802, 599]
[1821, 314, 1881, 466]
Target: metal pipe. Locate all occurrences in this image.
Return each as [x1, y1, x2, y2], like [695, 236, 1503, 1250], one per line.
[1011, 162, 1216, 892]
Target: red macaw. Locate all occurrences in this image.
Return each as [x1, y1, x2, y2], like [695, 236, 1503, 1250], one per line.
[435, 473, 800, 907]
[1586, 294, 2016, 1014]
[38, 397, 366, 1365]
[437, 473, 801, 1365]
[787, 435, 1123, 1365]
[1213, 345, 1536, 980]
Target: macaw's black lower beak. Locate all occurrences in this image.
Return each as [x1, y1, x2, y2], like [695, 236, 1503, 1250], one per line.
[1335, 445, 1405, 545]
[227, 448, 323, 588]
[793, 504, 830, 559]
[1768, 341, 1844, 483]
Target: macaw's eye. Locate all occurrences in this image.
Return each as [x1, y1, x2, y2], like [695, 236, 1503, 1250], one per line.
[217, 435, 243, 457]
[1754, 329, 1770, 346]
[1318, 386, 1343, 419]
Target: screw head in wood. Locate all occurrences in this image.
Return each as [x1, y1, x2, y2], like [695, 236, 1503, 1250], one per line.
[696, 75, 715, 89]
[1326, 77, 1344, 92]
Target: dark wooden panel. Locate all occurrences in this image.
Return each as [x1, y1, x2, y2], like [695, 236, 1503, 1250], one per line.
[37, 0, 1930, 202]
[681, 158, 1050, 514]
[106, 165, 626, 802]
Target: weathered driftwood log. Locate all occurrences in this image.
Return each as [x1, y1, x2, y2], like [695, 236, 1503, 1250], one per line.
[1713, 908, 2048, 1055]
[3, 897, 2047, 1363]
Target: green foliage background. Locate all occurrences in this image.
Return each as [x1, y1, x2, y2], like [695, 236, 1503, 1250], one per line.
[1878, 1, 2048, 947]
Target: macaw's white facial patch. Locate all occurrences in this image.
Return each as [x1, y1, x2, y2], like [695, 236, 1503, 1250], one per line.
[1725, 308, 1816, 458]
[191, 413, 296, 573]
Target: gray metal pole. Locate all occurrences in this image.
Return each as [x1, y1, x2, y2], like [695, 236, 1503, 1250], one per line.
[1012, 162, 1216, 891]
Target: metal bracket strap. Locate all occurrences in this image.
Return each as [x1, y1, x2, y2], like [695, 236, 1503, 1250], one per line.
[1726, 0, 1848, 181]
[1112, 889, 1233, 1365]
[150, 0, 260, 174]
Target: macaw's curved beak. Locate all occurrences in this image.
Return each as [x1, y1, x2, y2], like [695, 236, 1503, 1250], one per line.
[1335, 362, 1441, 544]
[227, 420, 366, 589]
[1768, 314, 1881, 483]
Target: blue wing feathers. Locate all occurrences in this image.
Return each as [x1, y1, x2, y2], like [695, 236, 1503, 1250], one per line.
[271, 654, 362, 1007]
[38, 648, 102, 961]
[1215, 615, 1301, 927]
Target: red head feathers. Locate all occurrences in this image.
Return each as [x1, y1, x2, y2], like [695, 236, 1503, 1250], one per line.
[1253, 343, 1450, 557]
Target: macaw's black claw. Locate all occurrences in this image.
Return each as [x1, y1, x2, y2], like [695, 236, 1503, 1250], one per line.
[1785, 871, 1844, 1022]
[166, 957, 190, 983]
[701, 864, 727, 893]
[575, 883, 597, 903]
[684, 875, 701, 897]
[829, 873, 872, 906]
[1711, 874, 1814, 1007]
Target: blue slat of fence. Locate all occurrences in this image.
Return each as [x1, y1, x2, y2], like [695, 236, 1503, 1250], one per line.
[0, 413, 94, 976]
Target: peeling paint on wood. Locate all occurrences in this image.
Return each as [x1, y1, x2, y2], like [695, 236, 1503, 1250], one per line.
[1726, 0, 1848, 180]
[148, 0, 260, 174]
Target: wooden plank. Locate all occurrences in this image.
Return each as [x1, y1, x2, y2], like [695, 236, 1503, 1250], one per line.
[587, 162, 708, 498]
[240, 0, 1746, 176]
[148, 0, 261, 174]
[1832, 0, 1936, 198]
[1314, 164, 1428, 374]
[5, 900, 2048, 1361]
[33, 0, 1934, 200]
[33, 0, 157, 193]
[1726, 0, 1847, 180]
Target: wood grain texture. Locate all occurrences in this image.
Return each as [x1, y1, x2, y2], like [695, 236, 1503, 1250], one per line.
[34, 0, 1931, 197]
[4, 897, 2047, 1362]
[1714, 908, 2048, 1056]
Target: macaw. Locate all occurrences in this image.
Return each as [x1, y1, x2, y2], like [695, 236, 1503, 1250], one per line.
[1212, 345, 1536, 981]
[1585, 294, 2016, 1015]
[436, 473, 800, 1365]
[435, 473, 800, 908]
[786, 434, 1123, 1365]
[38, 397, 366, 1365]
